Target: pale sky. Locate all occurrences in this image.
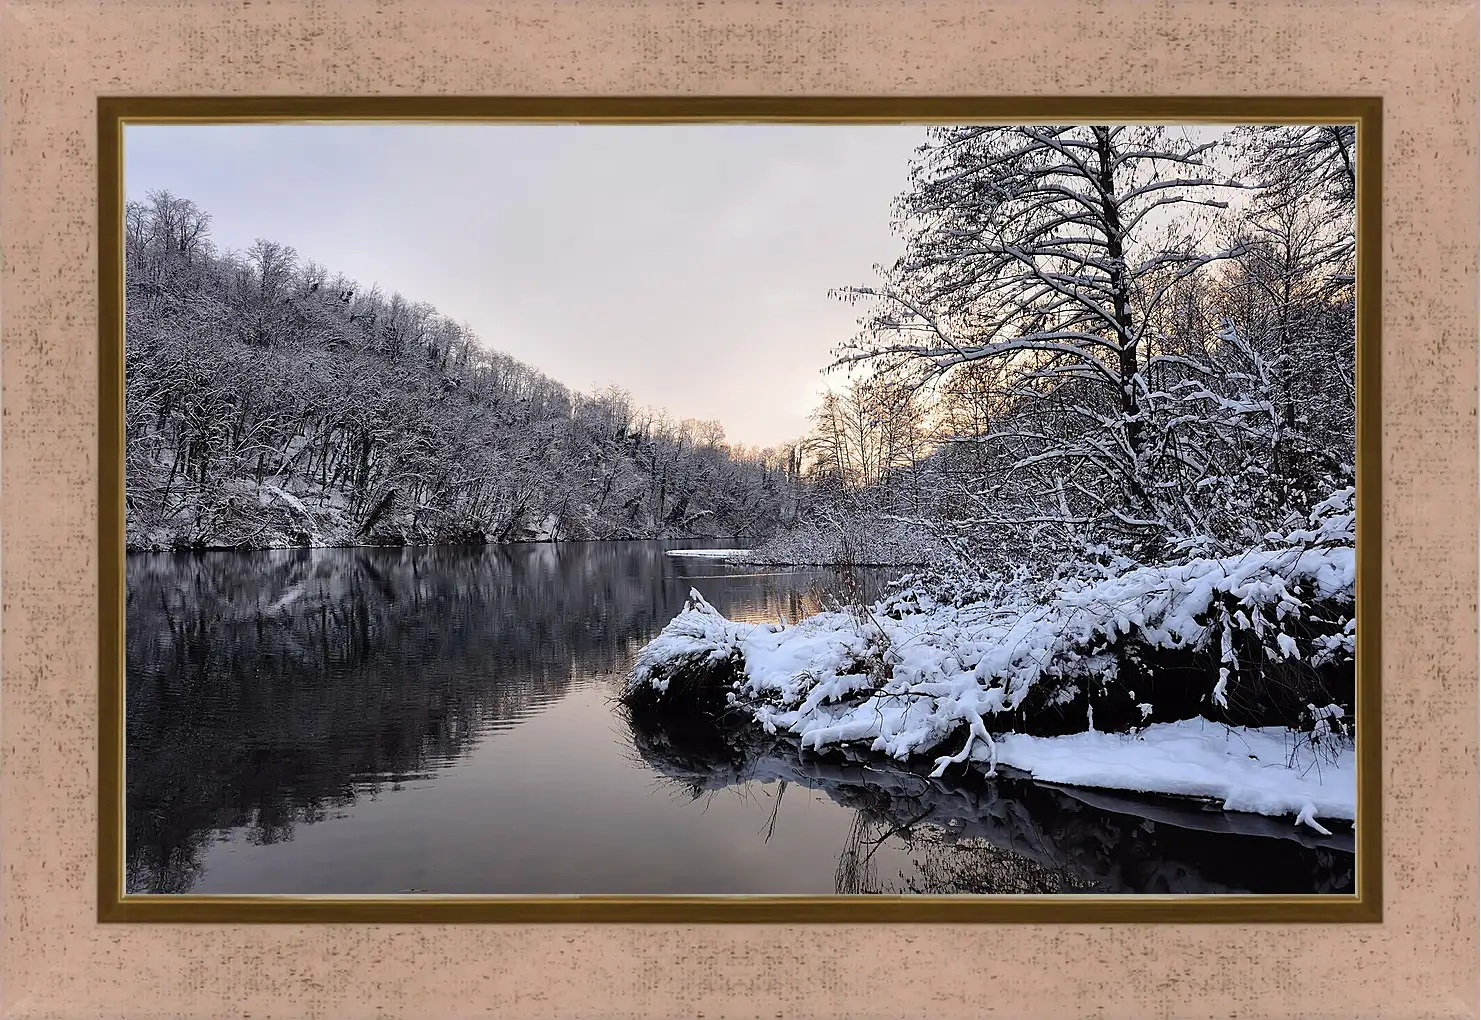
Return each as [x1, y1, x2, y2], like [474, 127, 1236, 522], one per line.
[124, 123, 928, 449]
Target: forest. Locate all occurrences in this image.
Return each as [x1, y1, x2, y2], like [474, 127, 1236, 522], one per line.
[123, 203, 807, 551]
[126, 124, 1354, 577]
[625, 124, 1361, 824]
[792, 123, 1356, 572]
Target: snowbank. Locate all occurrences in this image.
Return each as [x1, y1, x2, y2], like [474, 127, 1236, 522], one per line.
[625, 491, 1357, 828]
[986, 722, 1354, 830]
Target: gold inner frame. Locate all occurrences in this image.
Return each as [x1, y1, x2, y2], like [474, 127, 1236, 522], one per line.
[97, 95, 1383, 923]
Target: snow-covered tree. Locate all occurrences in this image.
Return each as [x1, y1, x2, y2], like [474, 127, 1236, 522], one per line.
[1242, 124, 1356, 216]
[123, 191, 787, 550]
[832, 126, 1249, 559]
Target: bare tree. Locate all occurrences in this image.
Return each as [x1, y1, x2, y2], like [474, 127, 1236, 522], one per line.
[832, 126, 1248, 557]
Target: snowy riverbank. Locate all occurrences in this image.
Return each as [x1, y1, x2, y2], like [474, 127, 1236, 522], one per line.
[126, 471, 764, 552]
[627, 491, 1358, 831]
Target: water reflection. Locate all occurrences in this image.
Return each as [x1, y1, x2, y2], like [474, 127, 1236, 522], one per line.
[626, 715, 1356, 895]
[126, 542, 1353, 896]
[126, 540, 824, 893]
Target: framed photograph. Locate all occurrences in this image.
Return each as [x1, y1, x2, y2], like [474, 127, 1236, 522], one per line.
[99, 96, 1381, 922]
[4, 1, 1475, 1018]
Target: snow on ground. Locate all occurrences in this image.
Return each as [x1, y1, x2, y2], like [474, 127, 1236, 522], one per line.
[982, 722, 1354, 832]
[628, 495, 1357, 830]
[260, 482, 316, 520]
[530, 513, 562, 542]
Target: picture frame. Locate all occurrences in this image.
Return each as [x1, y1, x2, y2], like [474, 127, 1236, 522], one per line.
[95, 94, 1384, 925]
[5, 1, 1475, 1017]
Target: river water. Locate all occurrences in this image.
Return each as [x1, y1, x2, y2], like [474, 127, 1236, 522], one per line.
[125, 540, 1354, 895]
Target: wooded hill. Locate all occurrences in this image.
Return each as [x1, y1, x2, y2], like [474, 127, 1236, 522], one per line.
[124, 194, 801, 550]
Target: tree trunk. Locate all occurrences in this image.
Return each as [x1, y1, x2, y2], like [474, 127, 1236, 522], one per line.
[357, 488, 398, 537]
[1093, 127, 1143, 462]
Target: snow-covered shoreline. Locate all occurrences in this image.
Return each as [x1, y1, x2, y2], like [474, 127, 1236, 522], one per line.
[627, 586, 1355, 830]
[129, 535, 757, 555]
[972, 723, 1354, 831]
[626, 494, 1358, 832]
[627, 719, 1355, 892]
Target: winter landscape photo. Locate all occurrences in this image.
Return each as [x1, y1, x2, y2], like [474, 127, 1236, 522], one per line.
[123, 120, 1361, 897]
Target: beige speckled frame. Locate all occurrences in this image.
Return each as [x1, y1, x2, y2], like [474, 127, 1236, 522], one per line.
[4, 1, 1476, 1018]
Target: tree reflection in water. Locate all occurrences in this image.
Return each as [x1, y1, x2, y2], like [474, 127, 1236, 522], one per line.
[126, 541, 880, 894]
[126, 541, 747, 893]
[128, 543, 1353, 896]
[623, 706, 1355, 896]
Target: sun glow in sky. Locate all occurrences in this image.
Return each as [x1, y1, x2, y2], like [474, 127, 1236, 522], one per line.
[125, 123, 927, 450]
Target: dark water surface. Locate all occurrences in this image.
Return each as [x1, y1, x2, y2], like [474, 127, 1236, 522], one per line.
[126, 540, 1354, 895]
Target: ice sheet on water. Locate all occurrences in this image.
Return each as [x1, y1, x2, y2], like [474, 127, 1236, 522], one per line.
[663, 549, 753, 560]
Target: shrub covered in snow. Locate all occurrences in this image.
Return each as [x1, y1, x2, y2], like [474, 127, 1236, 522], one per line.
[624, 590, 757, 719]
[625, 489, 1357, 825]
